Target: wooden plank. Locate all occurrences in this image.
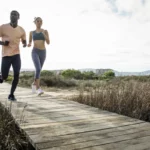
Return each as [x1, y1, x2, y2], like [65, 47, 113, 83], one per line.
[33, 122, 150, 149]
[25, 107, 99, 114]
[17, 109, 112, 120]
[20, 112, 119, 125]
[81, 136, 150, 150]
[31, 122, 148, 143]
[40, 133, 150, 150]
[24, 119, 142, 136]
[17, 111, 117, 125]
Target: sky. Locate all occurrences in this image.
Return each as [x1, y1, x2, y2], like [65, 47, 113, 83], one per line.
[0, 0, 150, 72]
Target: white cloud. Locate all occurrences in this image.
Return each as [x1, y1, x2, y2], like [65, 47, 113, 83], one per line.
[115, 0, 138, 12]
[0, 0, 150, 72]
[108, 0, 150, 22]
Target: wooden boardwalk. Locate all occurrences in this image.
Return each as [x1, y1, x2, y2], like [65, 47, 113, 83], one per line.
[0, 83, 150, 150]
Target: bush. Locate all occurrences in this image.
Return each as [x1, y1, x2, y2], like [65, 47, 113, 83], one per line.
[6, 75, 13, 82]
[82, 71, 98, 80]
[103, 70, 115, 78]
[20, 71, 34, 77]
[61, 69, 99, 80]
[61, 69, 83, 79]
[18, 71, 77, 88]
[118, 75, 150, 82]
[99, 70, 115, 80]
[40, 76, 77, 87]
[41, 70, 55, 76]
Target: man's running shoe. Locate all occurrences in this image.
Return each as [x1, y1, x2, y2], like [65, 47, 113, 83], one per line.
[0, 74, 3, 83]
[8, 94, 17, 102]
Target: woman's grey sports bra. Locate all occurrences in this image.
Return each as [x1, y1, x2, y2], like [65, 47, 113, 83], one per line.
[32, 31, 45, 41]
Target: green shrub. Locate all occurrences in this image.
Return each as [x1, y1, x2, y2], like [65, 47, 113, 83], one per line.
[6, 75, 13, 82]
[103, 70, 115, 78]
[40, 76, 77, 87]
[41, 70, 55, 76]
[18, 71, 77, 88]
[61, 69, 99, 80]
[61, 69, 83, 79]
[99, 70, 115, 80]
[82, 71, 97, 80]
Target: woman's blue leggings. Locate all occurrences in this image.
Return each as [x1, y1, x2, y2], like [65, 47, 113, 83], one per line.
[32, 48, 46, 79]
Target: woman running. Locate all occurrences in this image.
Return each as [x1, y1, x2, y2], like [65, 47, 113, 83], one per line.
[28, 17, 50, 95]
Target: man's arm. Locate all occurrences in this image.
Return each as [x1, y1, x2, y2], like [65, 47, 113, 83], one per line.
[0, 25, 2, 38]
[21, 27, 27, 47]
[0, 25, 3, 45]
[0, 25, 9, 46]
[0, 41, 9, 46]
[22, 40, 27, 47]
[0, 41, 4, 45]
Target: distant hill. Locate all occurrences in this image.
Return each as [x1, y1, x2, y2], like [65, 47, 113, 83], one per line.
[78, 69, 150, 76]
[20, 69, 34, 72]
[114, 70, 150, 76]
[19, 68, 150, 76]
[79, 68, 112, 75]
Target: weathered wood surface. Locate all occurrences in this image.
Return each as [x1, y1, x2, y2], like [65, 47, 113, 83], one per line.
[0, 83, 150, 150]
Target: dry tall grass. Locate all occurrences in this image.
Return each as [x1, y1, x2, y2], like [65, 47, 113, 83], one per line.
[72, 80, 150, 122]
[0, 103, 30, 150]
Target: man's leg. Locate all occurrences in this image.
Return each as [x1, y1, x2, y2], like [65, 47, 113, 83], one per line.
[0, 56, 12, 83]
[10, 54, 21, 97]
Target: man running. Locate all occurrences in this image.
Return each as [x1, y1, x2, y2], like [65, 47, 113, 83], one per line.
[0, 10, 27, 101]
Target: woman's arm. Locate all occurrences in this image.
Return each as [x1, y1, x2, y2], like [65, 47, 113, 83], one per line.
[28, 31, 32, 47]
[42, 30, 50, 44]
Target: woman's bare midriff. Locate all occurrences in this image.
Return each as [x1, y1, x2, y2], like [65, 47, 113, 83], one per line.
[33, 40, 46, 50]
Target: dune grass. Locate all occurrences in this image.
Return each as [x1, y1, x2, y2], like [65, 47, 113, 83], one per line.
[71, 79, 150, 122]
[0, 102, 33, 150]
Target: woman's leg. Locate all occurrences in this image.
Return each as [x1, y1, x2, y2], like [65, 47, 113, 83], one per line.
[36, 79, 40, 89]
[37, 50, 46, 88]
[32, 48, 41, 89]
